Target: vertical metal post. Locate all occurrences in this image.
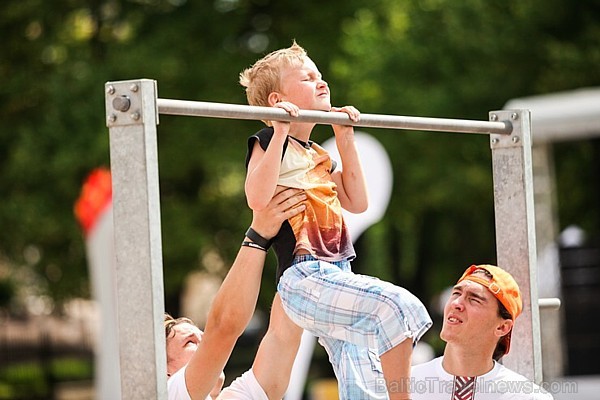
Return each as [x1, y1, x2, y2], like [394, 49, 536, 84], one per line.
[532, 143, 566, 379]
[489, 110, 542, 383]
[105, 79, 167, 399]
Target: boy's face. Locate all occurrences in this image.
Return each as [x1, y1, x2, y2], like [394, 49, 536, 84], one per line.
[277, 57, 331, 111]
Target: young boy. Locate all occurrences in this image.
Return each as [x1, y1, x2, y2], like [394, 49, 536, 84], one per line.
[240, 41, 432, 400]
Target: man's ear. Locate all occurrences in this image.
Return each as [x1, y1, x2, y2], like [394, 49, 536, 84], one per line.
[495, 319, 513, 338]
[268, 92, 281, 106]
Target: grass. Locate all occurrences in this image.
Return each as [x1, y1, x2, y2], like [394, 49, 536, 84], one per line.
[0, 358, 93, 399]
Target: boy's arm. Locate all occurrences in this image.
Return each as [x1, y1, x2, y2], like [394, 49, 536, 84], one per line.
[245, 102, 299, 211]
[330, 105, 369, 214]
[245, 134, 287, 211]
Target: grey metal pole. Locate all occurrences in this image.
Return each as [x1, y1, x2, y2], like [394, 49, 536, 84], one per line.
[157, 98, 512, 135]
[105, 79, 167, 399]
[489, 110, 542, 383]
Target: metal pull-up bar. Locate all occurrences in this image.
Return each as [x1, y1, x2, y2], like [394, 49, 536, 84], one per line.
[156, 98, 513, 135]
[104, 79, 542, 400]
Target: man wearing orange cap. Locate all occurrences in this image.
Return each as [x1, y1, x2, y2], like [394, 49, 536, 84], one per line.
[410, 265, 553, 399]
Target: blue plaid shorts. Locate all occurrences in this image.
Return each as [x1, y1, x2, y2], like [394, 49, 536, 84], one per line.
[278, 256, 432, 399]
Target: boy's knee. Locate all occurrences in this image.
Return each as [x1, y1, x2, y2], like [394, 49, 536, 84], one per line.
[377, 288, 431, 335]
[387, 287, 429, 317]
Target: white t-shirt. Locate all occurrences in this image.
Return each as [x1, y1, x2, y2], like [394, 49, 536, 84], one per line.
[167, 367, 267, 400]
[167, 367, 192, 400]
[217, 369, 268, 400]
[410, 357, 554, 400]
[167, 366, 196, 400]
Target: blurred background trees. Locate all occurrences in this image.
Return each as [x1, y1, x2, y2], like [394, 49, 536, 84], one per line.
[1, 0, 599, 331]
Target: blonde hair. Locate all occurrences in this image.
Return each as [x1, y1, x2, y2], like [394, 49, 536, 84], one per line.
[239, 41, 308, 124]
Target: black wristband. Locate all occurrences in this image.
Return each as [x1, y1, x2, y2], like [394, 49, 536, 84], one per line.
[241, 240, 268, 252]
[245, 227, 272, 250]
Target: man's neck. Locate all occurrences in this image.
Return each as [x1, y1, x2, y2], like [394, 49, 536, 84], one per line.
[441, 344, 496, 377]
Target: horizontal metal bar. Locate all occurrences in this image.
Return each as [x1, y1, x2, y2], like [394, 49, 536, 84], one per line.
[538, 297, 561, 310]
[157, 99, 512, 135]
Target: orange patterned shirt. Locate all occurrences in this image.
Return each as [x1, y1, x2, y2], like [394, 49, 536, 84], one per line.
[246, 128, 355, 280]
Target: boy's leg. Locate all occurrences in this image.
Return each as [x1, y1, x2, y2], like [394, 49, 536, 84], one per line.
[278, 260, 432, 399]
[252, 293, 303, 399]
[379, 339, 412, 400]
[319, 336, 412, 400]
[318, 336, 388, 400]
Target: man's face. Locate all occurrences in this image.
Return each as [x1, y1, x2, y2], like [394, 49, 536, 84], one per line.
[277, 57, 331, 111]
[166, 322, 203, 375]
[440, 279, 512, 349]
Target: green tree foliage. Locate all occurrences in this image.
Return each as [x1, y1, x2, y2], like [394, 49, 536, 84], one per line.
[0, 0, 363, 311]
[330, 0, 600, 301]
[1, 0, 599, 314]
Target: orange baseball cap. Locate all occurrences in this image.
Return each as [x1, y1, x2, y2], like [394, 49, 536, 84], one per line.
[457, 264, 523, 355]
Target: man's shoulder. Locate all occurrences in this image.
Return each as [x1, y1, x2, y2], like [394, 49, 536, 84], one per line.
[167, 367, 192, 400]
[492, 364, 554, 399]
[411, 357, 444, 378]
[410, 357, 452, 399]
[412, 356, 441, 370]
[167, 367, 213, 400]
